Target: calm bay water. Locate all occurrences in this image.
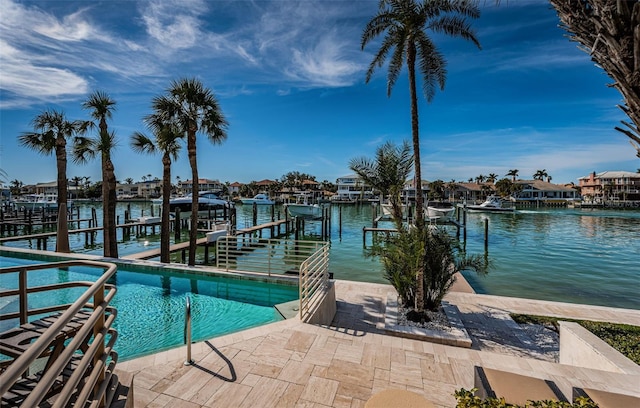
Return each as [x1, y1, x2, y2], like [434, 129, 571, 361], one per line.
[3, 201, 639, 310]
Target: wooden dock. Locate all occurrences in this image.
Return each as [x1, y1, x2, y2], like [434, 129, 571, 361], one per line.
[121, 237, 209, 261]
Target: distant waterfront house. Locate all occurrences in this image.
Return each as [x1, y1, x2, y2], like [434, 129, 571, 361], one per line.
[115, 180, 162, 199]
[451, 182, 494, 203]
[578, 171, 640, 202]
[228, 182, 242, 197]
[178, 178, 224, 195]
[335, 174, 374, 201]
[513, 179, 580, 202]
[254, 179, 277, 189]
[400, 179, 430, 203]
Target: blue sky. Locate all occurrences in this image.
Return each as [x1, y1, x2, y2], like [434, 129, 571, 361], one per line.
[1, 0, 638, 187]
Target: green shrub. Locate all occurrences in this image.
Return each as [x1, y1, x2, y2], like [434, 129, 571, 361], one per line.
[454, 388, 599, 408]
[380, 226, 487, 311]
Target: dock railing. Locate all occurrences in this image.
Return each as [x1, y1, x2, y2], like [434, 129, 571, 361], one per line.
[0, 260, 119, 408]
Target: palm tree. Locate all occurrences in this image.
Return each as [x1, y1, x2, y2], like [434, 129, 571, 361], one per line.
[487, 173, 498, 184]
[18, 109, 84, 253]
[349, 141, 413, 230]
[75, 90, 119, 258]
[533, 169, 548, 181]
[506, 169, 519, 182]
[152, 78, 228, 265]
[9, 179, 23, 195]
[131, 113, 183, 263]
[362, 0, 481, 230]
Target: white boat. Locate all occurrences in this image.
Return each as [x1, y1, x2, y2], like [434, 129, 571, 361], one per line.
[466, 196, 515, 213]
[168, 191, 232, 214]
[13, 194, 72, 210]
[206, 221, 230, 243]
[285, 195, 322, 219]
[380, 202, 407, 218]
[239, 194, 274, 205]
[426, 201, 456, 220]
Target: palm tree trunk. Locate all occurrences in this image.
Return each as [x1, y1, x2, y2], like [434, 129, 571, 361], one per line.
[101, 155, 111, 258]
[407, 42, 425, 311]
[55, 137, 70, 253]
[106, 158, 118, 258]
[188, 129, 199, 266]
[161, 154, 172, 263]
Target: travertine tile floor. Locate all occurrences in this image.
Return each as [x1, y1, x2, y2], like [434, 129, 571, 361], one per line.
[115, 281, 640, 407]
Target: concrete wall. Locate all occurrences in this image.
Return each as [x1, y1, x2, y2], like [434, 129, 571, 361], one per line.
[559, 321, 640, 374]
[305, 281, 336, 326]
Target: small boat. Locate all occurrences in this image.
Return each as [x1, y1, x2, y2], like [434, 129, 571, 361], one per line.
[13, 194, 73, 210]
[239, 193, 274, 205]
[168, 191, 232, 214]
[206, 221, 230, 243]
[426, 201, 456, 221]
[285, 195, 322, 219]
[466, 195, 515, 213]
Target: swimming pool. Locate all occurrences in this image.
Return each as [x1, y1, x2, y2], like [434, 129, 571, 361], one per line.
[0, 254, 299, 361]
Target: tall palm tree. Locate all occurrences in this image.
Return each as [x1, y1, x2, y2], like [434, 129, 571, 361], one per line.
[362, 0, 481, 230]
[152, 78, 228, 265]
[18, 109, 84, 253]
[75, 90, 118, 258]
[506, 169, 519, 182]
[487, 173, 498, 184]
[350, 141, 414, 230]
[131, 113, 183, 263]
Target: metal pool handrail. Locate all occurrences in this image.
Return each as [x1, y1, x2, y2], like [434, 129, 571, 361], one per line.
[184, 295, 193, 365]
[0, 260, 118, 408]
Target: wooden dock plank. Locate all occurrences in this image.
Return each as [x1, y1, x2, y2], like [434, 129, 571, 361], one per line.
[121, 237, 209, 260]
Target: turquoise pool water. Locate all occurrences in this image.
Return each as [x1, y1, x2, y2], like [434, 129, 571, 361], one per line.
[0, 256, 298, 361]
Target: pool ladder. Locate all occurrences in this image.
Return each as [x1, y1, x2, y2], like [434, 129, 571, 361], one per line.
[184, 295, 193, 365]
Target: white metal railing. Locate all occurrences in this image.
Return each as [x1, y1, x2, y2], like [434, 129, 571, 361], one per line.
[215, 236, 331, 322]
[299, 242, 330, 323]
[0, 260, 118, 408]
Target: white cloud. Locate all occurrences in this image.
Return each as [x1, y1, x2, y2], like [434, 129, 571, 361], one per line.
[0, 40, 88, 106]
[140, 0, 205, 50]
[288, 34, 363, 87]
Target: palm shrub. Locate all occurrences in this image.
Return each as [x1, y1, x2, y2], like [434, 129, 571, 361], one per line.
[382, 226, 486, 312]
[422, 227, 485, 310]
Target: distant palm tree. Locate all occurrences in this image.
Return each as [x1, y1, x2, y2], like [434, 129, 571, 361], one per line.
[350, 141, 413, 230]
[506, 169, 519, 181]
[487, 173, 498, 184]
[362, 0, 481, 230]
[447, 179, 458, 201]
[533, 169, 548, 181]
[9, 179, 23, 195]
[131, 113, 183, 263]
[18, 109, 84, 253]
[75, 90, 119, 258]
[475, 174, 485, 184]
[125, 177, 133, 184]
[152, 78, 228, 265]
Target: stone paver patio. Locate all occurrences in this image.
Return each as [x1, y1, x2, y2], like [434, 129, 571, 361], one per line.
[115, 280, 640, 407]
